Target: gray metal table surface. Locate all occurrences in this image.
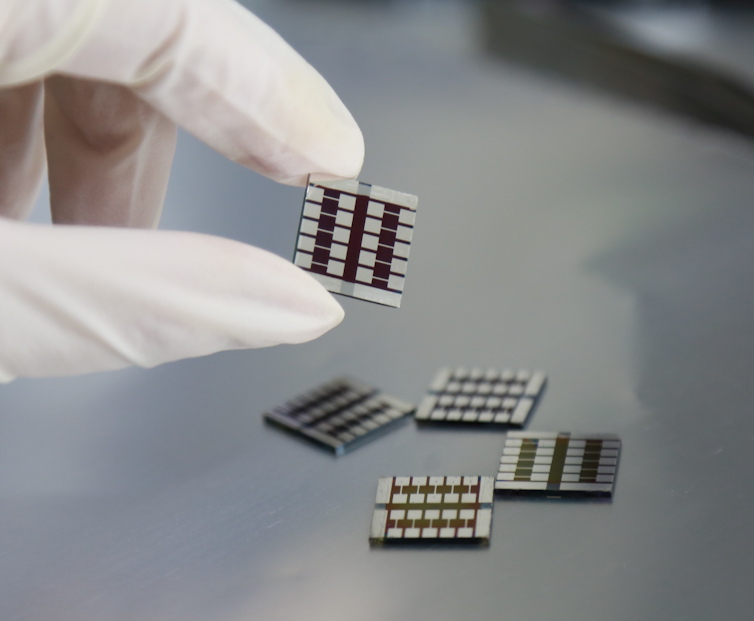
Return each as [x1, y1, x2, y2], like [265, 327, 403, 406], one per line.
[3, 2, 754, 619]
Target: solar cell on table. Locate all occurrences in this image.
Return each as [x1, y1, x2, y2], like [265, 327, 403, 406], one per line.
[370, 476, 494, 545]
[496, 432, 621, 497]
[415, 367, 546, 427]
[264, 377, 414, 456]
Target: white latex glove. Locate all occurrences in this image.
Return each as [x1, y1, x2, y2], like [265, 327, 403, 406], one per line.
[0, 0, 365, 382]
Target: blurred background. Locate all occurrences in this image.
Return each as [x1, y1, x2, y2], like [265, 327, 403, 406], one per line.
[5, 1, 754, 619]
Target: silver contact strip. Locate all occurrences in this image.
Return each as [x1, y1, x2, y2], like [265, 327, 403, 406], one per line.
[351, 283, 402, 307]
[415, 396, 438, 420]
[525, 371, 546, 396]
[478, 476, 495, 504]
[429, 367, 452, 392]
[368, 186, 418, 210]
[510, 398, 533, 425]
[370, 509, 388, 540]
[318, 178, 360, 194]
[474, 508, 492, 540]
[375, 477, 393, 504]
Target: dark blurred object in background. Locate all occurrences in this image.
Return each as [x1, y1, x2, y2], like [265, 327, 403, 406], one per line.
[482, 0, 754, 140]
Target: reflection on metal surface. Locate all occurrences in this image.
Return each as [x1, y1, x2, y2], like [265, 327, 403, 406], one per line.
[482, 1, 754, 139]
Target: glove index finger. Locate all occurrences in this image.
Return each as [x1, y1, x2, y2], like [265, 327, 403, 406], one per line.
[58, 0, 365, 186]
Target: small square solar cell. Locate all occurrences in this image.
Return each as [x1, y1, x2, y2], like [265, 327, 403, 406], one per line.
[495, 432, 621, 497]
[264, 377, 415, 456]
[415, 367, 546, 428]
[293, 179, 418, 308]
[370, 476, 494, 545]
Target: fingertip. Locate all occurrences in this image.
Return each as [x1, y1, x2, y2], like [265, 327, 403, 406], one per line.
[344, 120, 366, 180]
[288, 265, 345, 341]
[283, 98, 365, 187]
[328, 90, 365, 180]
[323, 290, 345, 330]
[322, 91, 365, 182]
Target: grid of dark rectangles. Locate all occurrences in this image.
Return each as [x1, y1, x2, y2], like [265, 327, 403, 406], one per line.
[293, 181, 415, 306]
[264, 377, 414, 455]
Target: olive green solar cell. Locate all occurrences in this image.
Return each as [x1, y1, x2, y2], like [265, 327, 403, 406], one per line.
[496, 432, 621, 497]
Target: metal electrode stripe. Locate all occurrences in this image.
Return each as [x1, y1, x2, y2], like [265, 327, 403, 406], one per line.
[343, 194, 370, 282]
[547, 434, 571, 487]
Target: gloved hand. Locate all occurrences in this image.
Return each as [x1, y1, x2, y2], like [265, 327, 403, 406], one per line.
[0, 0, 364, 382]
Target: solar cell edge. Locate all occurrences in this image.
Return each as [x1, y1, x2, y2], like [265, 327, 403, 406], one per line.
[368, 185, 418, 210]
[377, 393, 416, 413]
[375, 477, 393, 504]
[311, 178, 361, 195]
[301, 427, 344, 451]
[351, 283, 403, 308]
[262, 411, 301, 430]
[494, 482, 615, 499]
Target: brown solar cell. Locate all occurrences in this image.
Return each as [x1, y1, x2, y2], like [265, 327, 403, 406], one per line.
[293, 179, 418, 308]
[370, 476, 494, 545]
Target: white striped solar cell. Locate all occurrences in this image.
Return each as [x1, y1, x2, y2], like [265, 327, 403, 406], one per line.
[414, 367, 546, 427]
